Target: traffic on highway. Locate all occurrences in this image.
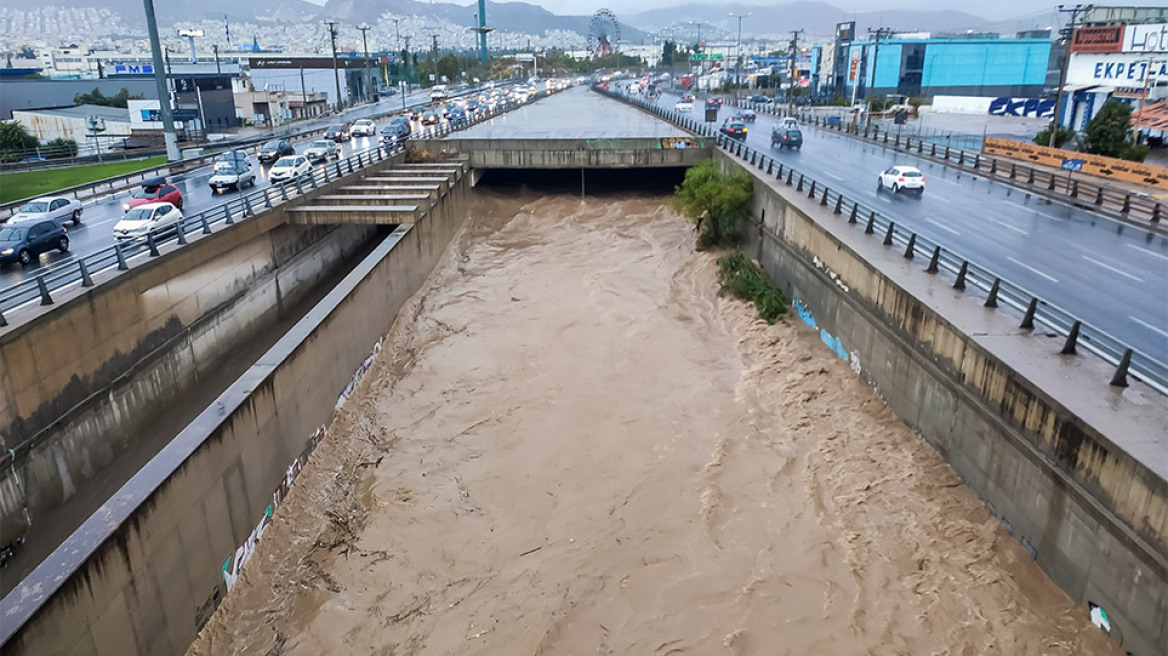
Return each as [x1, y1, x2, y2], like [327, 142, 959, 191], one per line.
[636, 85, 1168, 368]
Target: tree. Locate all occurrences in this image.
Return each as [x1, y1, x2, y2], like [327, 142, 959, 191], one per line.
[41, 138, 78, 159]
[73, 87, 142, 109]
[0, 120, 38, 161]
[662, 40, 676, 67]
[1034, 125, 1075, 149]
[670, 159, 753, 250]
[436, 53, 460, 83]
[1080, 100, 1134, 159]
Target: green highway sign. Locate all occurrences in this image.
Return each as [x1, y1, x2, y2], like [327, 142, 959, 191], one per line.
[690, 53, 724, 61]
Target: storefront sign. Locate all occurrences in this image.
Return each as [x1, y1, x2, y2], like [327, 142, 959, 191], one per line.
[1122, 23, 1168, 53]
[987, 97, 1056, 118]
[1067, 53, 1168, 85]
[248, 57, 374, 69]
[984, 136, 1168, 189]
[1071, 26, 1124, 53]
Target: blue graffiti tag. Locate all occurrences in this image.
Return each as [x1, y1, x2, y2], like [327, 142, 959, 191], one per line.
[795, 298, 817, 329]
[988, 97, 1055, 119]
[820, 329, 850, 361]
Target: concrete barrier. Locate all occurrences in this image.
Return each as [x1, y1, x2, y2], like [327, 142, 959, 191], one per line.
[447, 137, 711, 169]
[726, 150, 1166, 655]
[0, 164, 469, 655]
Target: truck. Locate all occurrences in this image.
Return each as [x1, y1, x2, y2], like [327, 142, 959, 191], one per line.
[430, 84, 448, 101]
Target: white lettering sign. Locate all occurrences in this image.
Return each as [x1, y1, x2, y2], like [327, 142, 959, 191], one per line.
[1067, 53, 1168, 86]
[1122, 23, 1168, 53]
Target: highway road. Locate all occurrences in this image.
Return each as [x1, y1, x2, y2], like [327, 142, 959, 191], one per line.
[0, 82, 525, 289]
[654, 89, 1168, 365]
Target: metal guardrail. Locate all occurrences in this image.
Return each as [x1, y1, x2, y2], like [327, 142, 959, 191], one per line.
[723, 97, 1165, 226]
[0, 91, 546, 328]
[601, 86, 1168, 396]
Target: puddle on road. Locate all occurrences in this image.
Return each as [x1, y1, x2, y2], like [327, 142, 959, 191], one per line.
[190, 187, 1117, 655]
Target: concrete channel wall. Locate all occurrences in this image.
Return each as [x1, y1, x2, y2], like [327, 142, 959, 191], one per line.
[0, 163, 469, 654]
[0, 154, 408, 539]
[724, 150, 1166, 655]
[449, 137, 711, 169]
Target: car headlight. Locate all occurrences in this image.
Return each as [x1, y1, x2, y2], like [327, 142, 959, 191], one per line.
[1, 248, 13, 255]
[122, 203, 130, 211]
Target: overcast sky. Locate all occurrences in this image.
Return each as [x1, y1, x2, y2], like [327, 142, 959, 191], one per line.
[305, 0, 1164, 23]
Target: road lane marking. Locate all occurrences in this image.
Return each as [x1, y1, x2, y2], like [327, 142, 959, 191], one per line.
[1130, 315, 1168, 339]
[929, 195, 953, 205]
[1126, 243, 1168, 262]
[1006, 256, 1059, 283]
[1082, 255, 1145, 283]
[988, 217, 1029, 235]
[926, 219, 960, 235]
[820, 171, 846, 183]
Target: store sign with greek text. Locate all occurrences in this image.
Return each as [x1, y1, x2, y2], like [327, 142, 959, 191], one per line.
[1122, 23, 1168, 53]
[1067, 53, 1168, 85]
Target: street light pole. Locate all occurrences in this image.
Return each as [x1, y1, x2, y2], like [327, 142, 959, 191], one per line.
[142, 0, 180, 161]
[323, 20, 343, 112]
[357, 23, 372, 102]
[729, 12, 751, 100]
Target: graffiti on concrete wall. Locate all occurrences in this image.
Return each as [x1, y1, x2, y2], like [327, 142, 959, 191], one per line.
[659, 137, 703, 149]
[336, 336, 384, 411]
[794, 298, 861, 375]
[987, 97, 1056, 119]
[812, 256, 850, 293]
[585, 138, 620, 150]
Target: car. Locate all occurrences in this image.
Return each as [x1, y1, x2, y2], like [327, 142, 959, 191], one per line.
[676, 100, 694, 111]
[778, 116, 800, 130]
[772, 127, 803, 150]
[0, 220, 69, 266]
[268, 155, 312, 183]
[708, 96, 723, 106]
[325, 123, 351, 142]
[214, 150, 249, 172]
[124, 176, 183, 211]
[420, 110, 441, 125]
[705, 98, 721, 111]
[208, 163, 257, 191]
[740, 109, 757, 122]
[113, 202, 184, 240]
[448, 107, 467, 122]
[430, 84, 448, 101]
[350, 119, 376, 137]
[720, 120, 748, 140]
[442, 101, 459, 118]
[747, 94, 771, 104]
[409, 107, 423, 120]
[9, 196, 83, 226]
[680, 94, 695, 103]
[21, 156, 47, 163]
[380, 118, 411, 143]
[465, 99, 479, 112]
[877, 165, 926, 195]
[303, 139, 339, 162]
[258, 139, 295, 163]
[825, 115, 843, 128]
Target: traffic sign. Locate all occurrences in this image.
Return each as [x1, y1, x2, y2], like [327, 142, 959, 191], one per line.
[690, 53, 724, 61]
[1061, 158, 1084, 172]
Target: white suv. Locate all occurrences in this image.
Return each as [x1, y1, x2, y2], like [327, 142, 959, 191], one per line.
[351, 119, 376, 137]
[877, 166, 925, 195]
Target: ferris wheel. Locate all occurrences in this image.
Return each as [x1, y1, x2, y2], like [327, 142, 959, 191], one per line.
[589, 9, 620, 58]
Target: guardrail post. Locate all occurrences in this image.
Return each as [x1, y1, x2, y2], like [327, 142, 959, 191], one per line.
[264, 188, 274, 209]
[200, 213, 212, 234]
[323, 165, 332, 183]
[833, 195, 843, 215]
[973, 153, 980, 169]
[176, 218, 188, 245]
[917, 139, 924, 154]
[78, 259, 94, 287]
[295, 177, 305, 196]
[820, 186, 829, 205]
[1110, 349, 1133, 388]
[904, 233, 916, 258]
[224, 204, 234, 224]
[1154, 203, 1163, 223]
[36, 276, 53, 305]
[954, 261, 968, 290]
[848, 203, 858, 223]
[1021, 297, 1038, 330]
[767, 160, 774, 175]
[945, 146, 951, 160]
[927, 246, 941, 273]
[1060, 320, 1082, 355]
[115, 242, 129, 270]
[0, 309, 6, 327]
[1071, 180, 1079, 198]
[985, 278, 1001, 308]
[808, 180, 817, 199]
[147, 233, 160, 257]
[989, 158, 996, 174]
[883, 222, 895, 246]
[865, 211, 876, 234]
[1048, 174, 1057, 191]
[786, 169, 794, 186]
[335, 162, 343, 178]
[1026, 168, 1035, 184]
[796, 174, 804, 192]
[1094, 186, 1104, 205]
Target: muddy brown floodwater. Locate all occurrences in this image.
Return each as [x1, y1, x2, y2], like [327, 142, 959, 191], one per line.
[189, 188, 1118, 656]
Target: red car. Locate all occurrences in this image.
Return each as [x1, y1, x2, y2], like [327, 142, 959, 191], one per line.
[124, 176, 183, 212]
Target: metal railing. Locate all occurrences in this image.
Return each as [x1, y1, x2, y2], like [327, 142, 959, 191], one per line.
[721, 96, 1164, 226]
[600, 85, 1168, 395]
[0, 90, 548, 327]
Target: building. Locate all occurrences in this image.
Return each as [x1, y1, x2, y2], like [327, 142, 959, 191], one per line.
[10, 104, 132, 155]
[245, 56, 379, 110]
[843, 33, 1055, 101]
[233, 90, 329, 127]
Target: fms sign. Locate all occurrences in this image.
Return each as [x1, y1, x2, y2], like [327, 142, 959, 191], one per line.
[112, 63, 154, 76]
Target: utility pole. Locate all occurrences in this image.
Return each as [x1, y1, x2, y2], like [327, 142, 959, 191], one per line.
[323, 20, 343, 112]
[729, 12, 751, 99]
[471, 0, 491, 64]
[431, 34, 439, 84]
[788, 28, 803, 114]
[865, 27, 892, 129]
[299, 66, 308, 116]
[143, 0, 180, 161]
[213, 44, 221, 74]
[1050, 4, 1084, 147]
[357, 23, 372, 102]
[404, 34, 412, 90]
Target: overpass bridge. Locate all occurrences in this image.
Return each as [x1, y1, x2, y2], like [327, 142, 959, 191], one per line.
[0, 85, 1164, 656]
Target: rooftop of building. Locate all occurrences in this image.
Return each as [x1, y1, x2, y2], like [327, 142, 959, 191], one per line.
[12, 103, 130, 122]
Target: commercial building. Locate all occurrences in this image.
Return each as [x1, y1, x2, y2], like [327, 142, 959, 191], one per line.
[9, 104, 132, 155]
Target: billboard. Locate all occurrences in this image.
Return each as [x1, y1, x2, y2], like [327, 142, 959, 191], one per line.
[248, 57, 374, 70]
[1122, 23, 1168, 53]
[1071, 26, 1124, 53]
[1067, 53, 1168, 85]
[836, 21, 855, 42]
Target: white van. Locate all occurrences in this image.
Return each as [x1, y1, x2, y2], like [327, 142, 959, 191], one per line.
[430, 84, 448, 101]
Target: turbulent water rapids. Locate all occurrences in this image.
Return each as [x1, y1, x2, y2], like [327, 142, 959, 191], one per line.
[189, 188, 1117, 656]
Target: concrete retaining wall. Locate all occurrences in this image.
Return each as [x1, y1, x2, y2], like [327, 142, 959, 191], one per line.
[448, 137, 711, 169]
[728, 150, 1166, 655]
[0, 166, 469, 654]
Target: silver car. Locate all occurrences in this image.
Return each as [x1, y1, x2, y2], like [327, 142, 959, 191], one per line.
[9, 196, 83, 226]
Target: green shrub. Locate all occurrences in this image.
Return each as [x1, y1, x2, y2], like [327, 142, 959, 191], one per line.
[1119, 142, 1149, 162]
[717, 250, 788, 323]
[1033, 126, 1076, 149]
[41, 138, 78, 159]
[670, 159, 753, 250]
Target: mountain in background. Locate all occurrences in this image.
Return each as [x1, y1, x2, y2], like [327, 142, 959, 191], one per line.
[628, 1, 991, 40]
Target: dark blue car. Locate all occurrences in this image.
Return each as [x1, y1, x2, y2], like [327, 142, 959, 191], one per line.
[0, 220, 69, 266]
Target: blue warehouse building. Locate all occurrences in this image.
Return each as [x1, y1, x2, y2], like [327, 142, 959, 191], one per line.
[839, 35, 1056, 100]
